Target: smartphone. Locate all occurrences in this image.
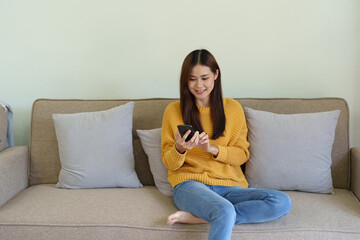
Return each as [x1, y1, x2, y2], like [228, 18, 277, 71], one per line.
[177, 125, 194, 142]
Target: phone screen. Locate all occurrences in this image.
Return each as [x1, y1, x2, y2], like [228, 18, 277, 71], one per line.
[177, 125, 194, 142]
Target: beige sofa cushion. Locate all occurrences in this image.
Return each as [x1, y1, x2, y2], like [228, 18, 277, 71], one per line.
[29, 98, 350, 189]
[0, 185, 359, 240]
[30, 99, 175, 186]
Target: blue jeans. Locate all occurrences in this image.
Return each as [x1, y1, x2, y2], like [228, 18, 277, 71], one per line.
[173, 180, 291, 240]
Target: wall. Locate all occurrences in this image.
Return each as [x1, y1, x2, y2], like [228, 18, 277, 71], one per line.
[0, 0, 359, 147]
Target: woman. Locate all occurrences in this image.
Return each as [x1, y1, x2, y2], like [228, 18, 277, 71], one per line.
[161, 49, 291, 240]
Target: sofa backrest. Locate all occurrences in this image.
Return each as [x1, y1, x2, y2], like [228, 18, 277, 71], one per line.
[0, 105, 8, 152]
[30, 98, 350, 189]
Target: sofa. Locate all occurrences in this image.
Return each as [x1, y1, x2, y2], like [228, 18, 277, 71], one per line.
[0, 98, 359, 240]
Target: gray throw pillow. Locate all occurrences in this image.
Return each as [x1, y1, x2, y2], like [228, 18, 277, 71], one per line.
[53, 102, 142, 189]
[136, 128, 173, 197]
[0, 105, 7, 151]
[244, 107, 340, 194]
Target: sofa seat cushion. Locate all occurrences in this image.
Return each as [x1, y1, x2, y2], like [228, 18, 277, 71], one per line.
[0, 185, 359, 240]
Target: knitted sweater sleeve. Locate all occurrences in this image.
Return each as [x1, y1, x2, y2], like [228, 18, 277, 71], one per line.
[213, 101, 250, 167]
[161, 104, 186, 171]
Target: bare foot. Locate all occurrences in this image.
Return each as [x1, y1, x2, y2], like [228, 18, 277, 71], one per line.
[167, 211, 208, 225]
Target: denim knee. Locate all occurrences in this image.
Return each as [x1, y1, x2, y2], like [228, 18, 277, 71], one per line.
[273, 191, 291, 217]
[213, 202, 236, 224]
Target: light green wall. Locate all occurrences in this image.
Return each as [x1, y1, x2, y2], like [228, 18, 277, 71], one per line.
[1, 0, 359, 147]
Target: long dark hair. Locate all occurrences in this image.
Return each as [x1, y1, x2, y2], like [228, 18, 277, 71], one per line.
[180, 49, 225, 139]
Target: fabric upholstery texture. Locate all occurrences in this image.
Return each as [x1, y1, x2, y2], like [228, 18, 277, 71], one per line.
[53, 102, 142, 189]
[244, 108, 340, 193]
[0, 146, 29, 207]
[137, 128, 173, 196]
[0, 105, 7, 151]
[0, 185, 359, 239]
[351, 147, 360, 200]
[0, 98, 357, 240]
[29, 98, 350, 189]
[0, 102, 14, 148]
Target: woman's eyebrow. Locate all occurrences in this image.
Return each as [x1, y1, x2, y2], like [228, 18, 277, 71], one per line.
[190, 74, 209, 77]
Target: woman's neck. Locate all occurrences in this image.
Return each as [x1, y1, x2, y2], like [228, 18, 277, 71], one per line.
[196, 98, 210, 108]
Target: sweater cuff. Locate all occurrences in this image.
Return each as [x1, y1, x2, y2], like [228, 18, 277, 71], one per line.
[214, 145, 227, 163]
[171, 144, 187, 163]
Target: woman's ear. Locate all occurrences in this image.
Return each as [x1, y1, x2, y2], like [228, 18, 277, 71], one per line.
[215, 69, 219, 80]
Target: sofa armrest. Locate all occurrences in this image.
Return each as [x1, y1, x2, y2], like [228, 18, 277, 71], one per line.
[0, 146, 29, 207]
[351, 147, 360, 201]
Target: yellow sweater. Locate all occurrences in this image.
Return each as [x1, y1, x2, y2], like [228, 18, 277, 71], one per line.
[161, 98, 250, 188]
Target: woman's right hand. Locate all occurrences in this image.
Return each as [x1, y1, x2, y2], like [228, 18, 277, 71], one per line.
[174, 130, 199, 154]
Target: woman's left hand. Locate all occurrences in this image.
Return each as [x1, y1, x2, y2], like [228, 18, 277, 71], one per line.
[198, 132, 219, 157]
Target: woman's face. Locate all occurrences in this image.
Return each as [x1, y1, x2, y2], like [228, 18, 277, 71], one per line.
[187, 64, 218, 107]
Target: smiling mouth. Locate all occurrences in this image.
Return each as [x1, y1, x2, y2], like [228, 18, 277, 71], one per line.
[195, 89, 206, 95]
